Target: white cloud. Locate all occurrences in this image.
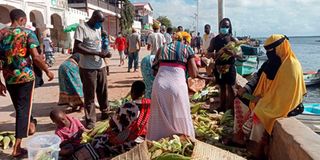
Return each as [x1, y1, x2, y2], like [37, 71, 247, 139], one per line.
[133, 0, 320, 37]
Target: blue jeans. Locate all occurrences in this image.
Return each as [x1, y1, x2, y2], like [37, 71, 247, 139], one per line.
[128, 52, 139, 70]
[45, 51, 55, 66]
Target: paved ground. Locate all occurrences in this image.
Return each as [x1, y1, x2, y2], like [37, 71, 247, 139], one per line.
[0, 47, 150, 159]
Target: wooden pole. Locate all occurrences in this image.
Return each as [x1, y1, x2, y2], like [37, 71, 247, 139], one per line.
[218, 0, 224, 29]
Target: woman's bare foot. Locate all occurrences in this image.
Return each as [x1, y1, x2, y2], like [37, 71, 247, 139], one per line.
[28, 121, 36, 135]
[247, 141, 265, 159]
[232, 132, 246, 146]
[12, 139, 27, 157]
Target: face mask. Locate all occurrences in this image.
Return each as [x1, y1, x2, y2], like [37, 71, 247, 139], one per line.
[266, 49, 279, 61]
[220, 27, 229, 35]
[94, 22, 102, 29]
[118, 34, 122, 37]
[265, 49, 281, 80]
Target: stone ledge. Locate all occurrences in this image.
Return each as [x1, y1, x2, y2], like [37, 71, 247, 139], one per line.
[269, 117, 320, 160]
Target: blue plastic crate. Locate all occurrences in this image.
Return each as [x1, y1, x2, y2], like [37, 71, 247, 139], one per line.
[303, 103, 320, 115]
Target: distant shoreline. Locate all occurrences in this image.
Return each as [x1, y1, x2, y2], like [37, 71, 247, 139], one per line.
[254, 35, 320, 39]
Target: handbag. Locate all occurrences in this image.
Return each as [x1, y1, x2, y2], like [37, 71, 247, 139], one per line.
[287, 103, 304, 117]
[72, 143, 99, 160]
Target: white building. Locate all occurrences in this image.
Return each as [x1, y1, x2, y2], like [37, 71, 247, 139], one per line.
[68, 0, 122, 37]
[132, 2, 153, 32]
[0, 0, 88, 51]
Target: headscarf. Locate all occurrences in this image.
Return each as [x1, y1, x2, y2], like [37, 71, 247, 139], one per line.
[249, 34, 306, 134]
[152, 23, 160, 30]
[174, 31, 191, 44]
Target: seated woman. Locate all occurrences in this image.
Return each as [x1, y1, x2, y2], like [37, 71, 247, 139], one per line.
[58, 53, 84, 111]
[233, 34, 306, 159]
[91, 81, 151, 158]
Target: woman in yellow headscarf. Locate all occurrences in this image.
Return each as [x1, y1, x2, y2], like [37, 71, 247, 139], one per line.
[233, 34, 306, 158]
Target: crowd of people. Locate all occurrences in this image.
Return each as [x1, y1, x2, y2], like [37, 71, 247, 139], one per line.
[0, 8, 306, 159]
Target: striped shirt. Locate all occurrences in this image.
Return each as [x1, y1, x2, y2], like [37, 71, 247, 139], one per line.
[154, 41, 195, 67]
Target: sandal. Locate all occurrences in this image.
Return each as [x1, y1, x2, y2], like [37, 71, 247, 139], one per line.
[12, 148, 28, 158]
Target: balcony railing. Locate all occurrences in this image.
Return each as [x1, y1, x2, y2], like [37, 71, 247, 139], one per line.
[87, 0, 120, 14]
[68, 0, 121, 14]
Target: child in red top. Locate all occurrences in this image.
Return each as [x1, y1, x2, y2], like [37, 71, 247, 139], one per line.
[91, 81, 151, 158]
[50, 109, 88, 156]
[115, 32, 127, 66]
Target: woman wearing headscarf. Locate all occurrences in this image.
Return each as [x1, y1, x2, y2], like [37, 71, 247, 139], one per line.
[207, 18, 238, 112]
[58, 53, 84, 111]
[147, 32, 198, 140]
[233, 34, 306, 158]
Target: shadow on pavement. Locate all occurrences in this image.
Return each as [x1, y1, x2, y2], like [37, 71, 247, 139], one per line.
[109, 71, 131, 74]
[41, 82, 59, 88]
[2, 102, 60, 118]
[108, 84, 132, 89]
[0, 122, 55, 133]
[114, 79, 136, 85]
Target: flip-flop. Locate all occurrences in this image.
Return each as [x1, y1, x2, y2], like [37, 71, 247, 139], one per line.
[12, 148, 28, 158]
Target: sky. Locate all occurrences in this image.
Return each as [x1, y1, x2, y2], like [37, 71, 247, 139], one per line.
[131, 0, 320, 37]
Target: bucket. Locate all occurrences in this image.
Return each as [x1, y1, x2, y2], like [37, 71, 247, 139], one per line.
[27, 134, 61, 160]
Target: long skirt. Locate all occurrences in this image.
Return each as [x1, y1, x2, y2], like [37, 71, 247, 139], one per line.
[58, 58, 84, 107]
[147, 66, 195, 140]
[141, 55, 155, 99]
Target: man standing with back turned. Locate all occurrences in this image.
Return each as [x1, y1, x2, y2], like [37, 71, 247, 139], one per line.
[0, 9, 54, 157]
[74, 10, 111, 129]
[147, 23, 166, 55]
[127, 28, 141, 72]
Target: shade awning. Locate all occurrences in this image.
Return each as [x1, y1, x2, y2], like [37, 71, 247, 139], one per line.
[63, 23, 79, 32]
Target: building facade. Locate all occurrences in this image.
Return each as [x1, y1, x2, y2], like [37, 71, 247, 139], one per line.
[132, 2, 153, 32]
[68, 0, 121, 37]
[0, 0, 121, 51]
[0, 0, 88, 52]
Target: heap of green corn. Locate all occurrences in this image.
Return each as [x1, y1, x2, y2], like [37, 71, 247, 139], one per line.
[190, 84, 219, 102]
[148, 135, 194, 160]
[0, 131, 15, 150]
[81, 120, 109, 143]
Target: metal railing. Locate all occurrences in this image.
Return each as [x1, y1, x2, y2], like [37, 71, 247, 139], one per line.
[68, 0, 120, 14]
[87, 0, 120, 13]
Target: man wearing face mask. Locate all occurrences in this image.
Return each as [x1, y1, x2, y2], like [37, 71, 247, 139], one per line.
[208, 18, 238, 112]
[74, 10, 111, 129]
[0, 9, 54, 157]
[115, 32, 126, 66]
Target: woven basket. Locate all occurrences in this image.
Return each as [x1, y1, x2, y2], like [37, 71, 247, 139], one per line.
[111, 141, 150, 160]
[191, 139, 246, 160]
[111, 139, 245, 160]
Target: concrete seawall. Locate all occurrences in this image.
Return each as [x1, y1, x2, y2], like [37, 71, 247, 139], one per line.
[270, 117, 320, 160]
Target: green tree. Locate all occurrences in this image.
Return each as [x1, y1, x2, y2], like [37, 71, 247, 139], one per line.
[157, 16, 172, 28]
[120, 0, 135, 32]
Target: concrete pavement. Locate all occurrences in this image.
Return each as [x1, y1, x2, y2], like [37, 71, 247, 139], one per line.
[0, 47, 150, 158]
